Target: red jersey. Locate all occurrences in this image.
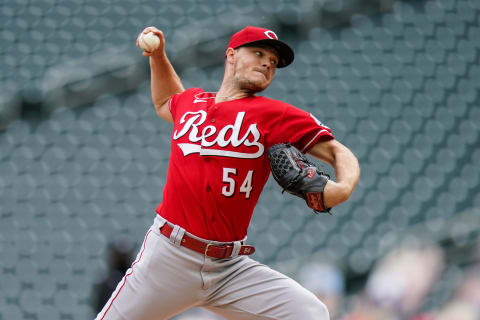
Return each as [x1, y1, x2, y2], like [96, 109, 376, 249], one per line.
[156, 88, 334, 241]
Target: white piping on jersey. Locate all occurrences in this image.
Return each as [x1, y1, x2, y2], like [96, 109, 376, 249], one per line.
[301, 129, 329, 153]
[177, 143, 264, 158]
[194, 91, 229, 100]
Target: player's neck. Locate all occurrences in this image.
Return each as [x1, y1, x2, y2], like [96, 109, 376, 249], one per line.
[215, 86, 254, 104]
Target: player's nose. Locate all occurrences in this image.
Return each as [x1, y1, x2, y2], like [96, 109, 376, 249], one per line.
[260, 60, 271, 71]
[263, 58, 271, 68]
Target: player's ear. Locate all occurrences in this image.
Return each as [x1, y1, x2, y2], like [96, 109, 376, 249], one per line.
[225, 47, 236, 65]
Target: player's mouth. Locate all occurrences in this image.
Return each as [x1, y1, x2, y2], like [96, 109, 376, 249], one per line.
[253, 69, 269, 80]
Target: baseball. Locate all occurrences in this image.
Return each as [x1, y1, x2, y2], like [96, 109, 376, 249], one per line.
[138, 32, 160, 52]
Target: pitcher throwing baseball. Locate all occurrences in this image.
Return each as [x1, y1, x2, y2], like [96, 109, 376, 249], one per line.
[96, 25, 360, 320]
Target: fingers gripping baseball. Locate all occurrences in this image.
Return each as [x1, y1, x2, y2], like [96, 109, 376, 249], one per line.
[136, 26, 165, 56]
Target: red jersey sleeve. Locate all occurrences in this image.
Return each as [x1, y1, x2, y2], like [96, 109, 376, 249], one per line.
[168, 92, 181, 120]
[274, 102, 334, 153]
[168, 88, 204, 121]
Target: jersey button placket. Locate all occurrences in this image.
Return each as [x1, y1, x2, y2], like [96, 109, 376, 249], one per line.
[208, 106, 216, 123]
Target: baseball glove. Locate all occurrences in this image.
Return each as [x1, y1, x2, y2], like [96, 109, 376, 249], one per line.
[267, 143, 331, 214]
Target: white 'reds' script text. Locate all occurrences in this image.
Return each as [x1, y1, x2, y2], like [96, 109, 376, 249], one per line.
[173, 111, 265, 159]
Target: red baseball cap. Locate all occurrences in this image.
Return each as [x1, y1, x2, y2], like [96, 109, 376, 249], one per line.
[227, 26, 294, 68]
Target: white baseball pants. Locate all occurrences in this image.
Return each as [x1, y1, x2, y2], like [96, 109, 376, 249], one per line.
[95, 215, 329, 320]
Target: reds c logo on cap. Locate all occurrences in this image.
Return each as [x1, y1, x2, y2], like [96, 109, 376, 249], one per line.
[264, 30, 278, 40]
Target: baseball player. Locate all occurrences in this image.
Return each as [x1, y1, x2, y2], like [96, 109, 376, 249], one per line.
[96, 26, 360, 320]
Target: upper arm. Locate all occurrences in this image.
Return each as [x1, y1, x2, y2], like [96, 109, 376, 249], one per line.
[307, 139, 351, 165]
[154, 97, 174, 123]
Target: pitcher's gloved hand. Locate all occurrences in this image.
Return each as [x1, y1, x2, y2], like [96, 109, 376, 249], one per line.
[267, 143, 331, 214]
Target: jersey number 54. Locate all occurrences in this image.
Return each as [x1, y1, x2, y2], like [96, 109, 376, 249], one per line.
[222, 168, 254, 199]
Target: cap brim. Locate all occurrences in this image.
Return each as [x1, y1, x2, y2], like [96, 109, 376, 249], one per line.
[240, 39, 294, 68]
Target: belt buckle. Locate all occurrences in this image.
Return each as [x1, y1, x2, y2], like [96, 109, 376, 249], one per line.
[204, 243, 214, 257]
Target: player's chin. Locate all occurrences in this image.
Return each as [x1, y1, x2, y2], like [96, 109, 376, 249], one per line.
[242, 77, 270, 93]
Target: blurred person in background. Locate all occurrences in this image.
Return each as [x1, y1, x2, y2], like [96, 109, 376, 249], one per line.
[430, 241, 480, 320]
[341, 244, 444, 320]
[92, 236, 134, 313]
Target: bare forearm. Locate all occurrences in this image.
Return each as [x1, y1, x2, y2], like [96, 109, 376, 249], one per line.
[334, 144, 360, 191]
[150, 54, 184, 108]
[323, 146, 360, 207]
[137, 27, 184, 122]
[309, 140, 360, 208]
